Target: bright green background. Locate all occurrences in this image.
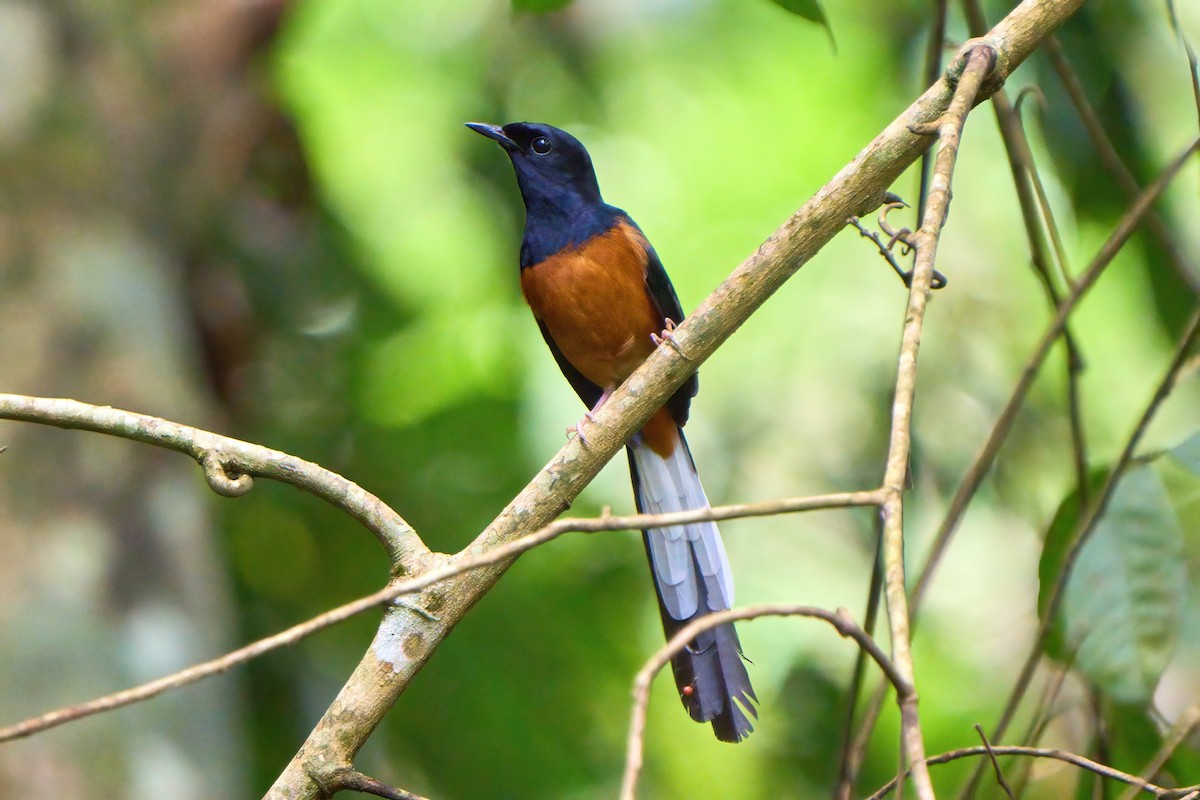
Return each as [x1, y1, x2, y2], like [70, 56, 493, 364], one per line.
[236, 0, 1200, 797]
[2, 0, 1199, 797]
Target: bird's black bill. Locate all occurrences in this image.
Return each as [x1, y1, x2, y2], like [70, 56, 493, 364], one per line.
[466, 122, 519, 152]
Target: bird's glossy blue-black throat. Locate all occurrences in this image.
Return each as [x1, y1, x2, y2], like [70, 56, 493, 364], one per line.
[518, 197, 628, 270]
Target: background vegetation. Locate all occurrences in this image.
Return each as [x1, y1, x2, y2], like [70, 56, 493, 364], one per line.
[0, 0, 1197, 797]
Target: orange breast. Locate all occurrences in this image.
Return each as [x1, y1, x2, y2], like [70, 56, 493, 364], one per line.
[521, 221, 662, 392]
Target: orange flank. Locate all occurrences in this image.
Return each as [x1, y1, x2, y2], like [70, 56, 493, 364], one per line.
[520, 220, 678, 456]
[639, 407, 680, 458]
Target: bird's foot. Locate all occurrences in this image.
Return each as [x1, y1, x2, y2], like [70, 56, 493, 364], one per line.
[566, 389, 613, 445]
[566, 421, 590, 445]
[651, 318, 689, 358]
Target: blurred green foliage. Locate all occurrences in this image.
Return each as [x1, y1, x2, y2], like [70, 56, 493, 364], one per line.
[3, 0, 1200, 798]
[1040, 465, 1186, 703]
[251, 0, 1200, 796]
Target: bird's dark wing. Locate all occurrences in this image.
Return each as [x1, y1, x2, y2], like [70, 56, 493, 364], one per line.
[534, 317, 605, 410]
[641, 237, 687, 327]
[627, 219, 698, 427]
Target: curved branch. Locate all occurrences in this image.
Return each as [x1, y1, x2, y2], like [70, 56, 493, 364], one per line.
[0, 0, 1094, 794]
[0, 489, 878, 743]
[0, 394, 425, 567]
[865, 745, 1200, 800]
[620, 604, 907, 800]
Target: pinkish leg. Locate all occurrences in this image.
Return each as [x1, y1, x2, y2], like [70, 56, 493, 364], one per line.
[584, 388, 613, 420]
[566, 388, 613, 445]
[650, 318, 686, 356]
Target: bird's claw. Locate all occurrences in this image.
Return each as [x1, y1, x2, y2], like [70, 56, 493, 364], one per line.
[567, 389, 613, 446]
[567, 421, 590, 445]
[651, 318, 688, 358]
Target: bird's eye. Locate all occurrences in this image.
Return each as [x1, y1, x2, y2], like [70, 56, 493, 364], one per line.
[531, 136, 553, 155]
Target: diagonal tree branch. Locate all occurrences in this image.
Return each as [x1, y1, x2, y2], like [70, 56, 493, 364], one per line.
[268, 3, 1087, 790]
[0, 487, 879, 744]
[960, 303, 1200, 797]
[867, 744, 1200, 800]
[0, 1, 1092, 796]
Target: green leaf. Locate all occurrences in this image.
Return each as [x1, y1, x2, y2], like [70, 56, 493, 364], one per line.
[770, 0, 829, 26]
[1039, 475, 1090, 660]
[1102, 701, 1167, 777]
[1038, 464, 1185, 703]
[512, 0, 574, 12]
[1168, 432, 1200, 477]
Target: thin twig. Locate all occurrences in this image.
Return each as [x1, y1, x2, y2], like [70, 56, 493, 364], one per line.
[994, 84, 1094, 507]
[0, 394, 424, 566]
[865, 745, 1200, 800]
[849, 207, 948, 290]
[975, 724, 1016, 799]
[619, 604, 907, 800]
[835, 530, 886, 800]
[849, 212, 912, 281]
[333, 769, 431, 800]
[1116, 706, 1200, 800]
[1006, 85, 1091, 502]
[965, 304, 1200, 797]
[0, 488, 881, 743]
[1005, 86, 1092, 495]
[875, 41, 997, 800]
[1043, 36, 1200, 293]
[963, 0, 1089, 506]
[1013, 87, 1075, 285]
[1009, 661, 1076, 798]
[847, 135, 1200, 797]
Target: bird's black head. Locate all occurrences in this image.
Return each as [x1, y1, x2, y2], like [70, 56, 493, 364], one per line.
[467, 121, 603, 215]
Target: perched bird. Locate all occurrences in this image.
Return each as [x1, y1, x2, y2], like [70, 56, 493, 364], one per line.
[469, 121, 756, 742]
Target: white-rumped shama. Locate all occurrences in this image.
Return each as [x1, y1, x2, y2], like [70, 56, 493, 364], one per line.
[469, 121, 756, 742]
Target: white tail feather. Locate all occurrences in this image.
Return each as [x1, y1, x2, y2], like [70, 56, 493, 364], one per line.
[629, 436, 734, 621]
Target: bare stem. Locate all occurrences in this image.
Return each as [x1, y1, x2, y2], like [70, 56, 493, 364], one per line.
[620, 604, 907, 800]
[875, 41, 997, 800]
[0, 394, 424, 568]
[0, 489, 878, 744]
[1116, 706, 1200, 800]
[866, 744, 1200, 800]
[963, 303, 1200, 797]
[1043, 36, 1200, 293]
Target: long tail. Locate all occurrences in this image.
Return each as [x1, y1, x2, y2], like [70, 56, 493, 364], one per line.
[627, 429, 757, 742]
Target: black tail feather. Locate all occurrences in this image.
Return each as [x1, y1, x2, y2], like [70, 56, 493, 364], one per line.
[628, 442, 757, 742]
